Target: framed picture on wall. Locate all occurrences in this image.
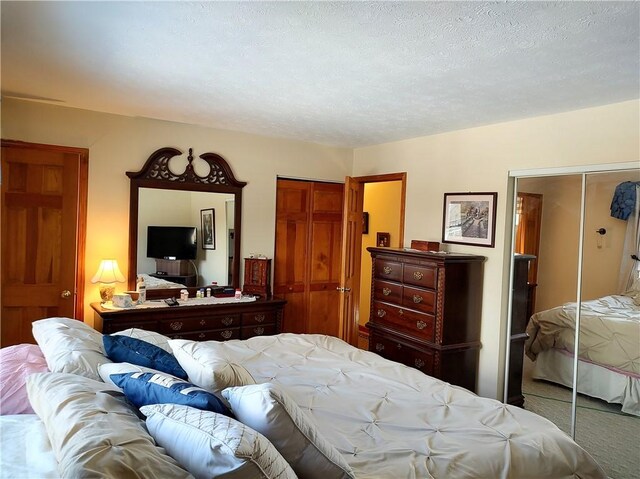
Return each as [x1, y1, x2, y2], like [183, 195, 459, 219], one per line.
[376, 232, 390, 247]
[442, 192, 497, 247]
[201, 208, 216, 250]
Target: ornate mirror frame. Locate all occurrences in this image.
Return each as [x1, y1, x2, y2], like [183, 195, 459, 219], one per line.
[127, 147, 246, 294]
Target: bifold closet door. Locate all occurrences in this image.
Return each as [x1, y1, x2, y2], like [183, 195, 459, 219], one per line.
[274, 179, 344, 335]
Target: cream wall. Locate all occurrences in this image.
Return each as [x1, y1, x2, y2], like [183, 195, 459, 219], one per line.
[359, 181, 403, 328]
[352, 100, 640, 398]
[1, 98, 353, 322]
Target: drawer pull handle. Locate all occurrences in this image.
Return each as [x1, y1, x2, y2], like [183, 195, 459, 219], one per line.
[221, 330, 233, 339]
[382, 287, 391, 296]
[200, 319, 206, 326]
[413, 271, 424, 280]
[396, 343, 402, 349]
[416, 320, 427, 330]
[198, 333, 206, 339]
[398, 309, 404, 316]
[415, 358, 425, 368]
[377, 309, 386, 318]
[170, 321, 183, 331]
[375, 343, 385, 352]
[383, 266, 392, 274]
[222, 317, 234, 326]
[413, 295, 423, 304]
[254, 327, 265, 335]
[254, 314, 265, 323]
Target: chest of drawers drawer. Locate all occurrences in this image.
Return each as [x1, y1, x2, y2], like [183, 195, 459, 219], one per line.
[369, 331, 434, 375]
[168, 328, 241, 341]
[373, 280, 402, 303]
[402, 285, 435, 315]
[158, 314, 241, 334]
[403, 264, 437, 289]
[374, 260, 402, 281]
[241, 323, 278, 339]
[242, 311, 276, 326]
[371, 300, 435, 343]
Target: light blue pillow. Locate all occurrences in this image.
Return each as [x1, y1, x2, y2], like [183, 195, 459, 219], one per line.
[110, 372, 232, 417]
[103, 334, 187, 379]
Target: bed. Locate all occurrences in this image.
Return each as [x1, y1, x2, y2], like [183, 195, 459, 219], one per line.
[525, 291, 640, 416]
[139, 272, 185, 289]
[0, 317, 606, 479]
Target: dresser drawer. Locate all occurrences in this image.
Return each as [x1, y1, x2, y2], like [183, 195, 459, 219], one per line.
[402, 285, 436, 315]
[242, 311, 276, 326]
[241, 323, 277, 339]
[158, 314, 241, 334]
[371, 301, 435, 342]
[403, 264, 437, 289]
[168, 328, 241, 341]
[369, 331, 434, 375]
[374, 259, 402, 282]
[373, 280, 402, 303]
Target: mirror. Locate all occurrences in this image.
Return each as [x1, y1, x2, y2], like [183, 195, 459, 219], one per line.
[127, 147, 246, 296]
[506, 165, 640, 478]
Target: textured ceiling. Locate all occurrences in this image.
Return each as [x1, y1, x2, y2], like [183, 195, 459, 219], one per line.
[2, 1, 639, 148]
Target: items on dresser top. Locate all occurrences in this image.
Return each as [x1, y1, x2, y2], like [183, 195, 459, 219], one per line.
[366, 247, 486, 393]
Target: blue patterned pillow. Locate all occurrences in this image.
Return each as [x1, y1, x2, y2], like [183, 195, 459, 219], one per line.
[103, 335, 187, 380]
[110, 372, 232, 417]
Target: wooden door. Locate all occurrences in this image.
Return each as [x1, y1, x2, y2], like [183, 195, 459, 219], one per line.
[1, 140, 88, 346]
[515, 192, 543, 314]
[273, 179, 343, 335]
[274, 180, 311, 333]
[338, 177, 364, 345]
[307, 182, 343, 336]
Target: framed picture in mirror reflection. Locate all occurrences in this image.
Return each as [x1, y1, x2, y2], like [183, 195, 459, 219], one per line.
[201, 208, 215, 249]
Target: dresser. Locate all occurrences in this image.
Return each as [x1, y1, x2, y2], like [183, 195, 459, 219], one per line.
[91, 298, 285, 341]
[366, 247, 485, 393]
[506, 254, 536, 407]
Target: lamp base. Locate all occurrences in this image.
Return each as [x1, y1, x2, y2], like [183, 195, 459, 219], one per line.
[99, 283, 115, 303]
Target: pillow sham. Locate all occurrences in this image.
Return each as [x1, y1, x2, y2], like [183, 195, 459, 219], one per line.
[32, 317, 110, 381]
[140, 403, 296, 479]
[98, 362, 165, 387]
[26, 372, 192, 478]
[0, 344, 49, 414]
[104, 334, 187, 379]
[112, 328, 172, 353]
[223, 383, 355, 479]
[110, 371, 232, 417]
[169, 339, 255, 393]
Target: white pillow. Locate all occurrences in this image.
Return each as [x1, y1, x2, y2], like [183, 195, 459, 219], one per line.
[169, 339, 255, 392]
[26, 372, 191, 479]
[140, 403, 296, 479]
[113, 328, 172, 353]
[32, 317, 111, 381]
[222, 383, 355, 479]
[98, 362, 169, 387]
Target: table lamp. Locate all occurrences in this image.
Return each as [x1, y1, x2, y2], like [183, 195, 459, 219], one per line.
[91, 259, 125, 303]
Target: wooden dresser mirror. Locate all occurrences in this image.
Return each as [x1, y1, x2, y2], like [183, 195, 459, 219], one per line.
[127, 147, 246, 296]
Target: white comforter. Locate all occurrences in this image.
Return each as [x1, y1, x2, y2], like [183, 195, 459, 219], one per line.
[525, 294, 640, 376]
[203, 334, 605, 479]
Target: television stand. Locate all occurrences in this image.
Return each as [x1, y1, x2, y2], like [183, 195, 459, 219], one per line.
[149, 273, 197, 287]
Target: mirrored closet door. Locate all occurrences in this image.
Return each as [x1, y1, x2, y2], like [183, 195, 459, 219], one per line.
[506, 163, 639, 479]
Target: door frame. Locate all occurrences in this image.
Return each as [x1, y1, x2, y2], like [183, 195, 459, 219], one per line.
[1, 139, 89, 320]
[340, 172, 407, 346]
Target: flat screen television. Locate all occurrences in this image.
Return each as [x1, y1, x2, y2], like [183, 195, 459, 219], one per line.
[146, 226, 197, 260]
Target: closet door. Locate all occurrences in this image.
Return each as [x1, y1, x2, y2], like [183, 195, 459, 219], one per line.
[575, 170, 640, 477]
[274, 179, 344, 335]
[511, 174, 583, 433]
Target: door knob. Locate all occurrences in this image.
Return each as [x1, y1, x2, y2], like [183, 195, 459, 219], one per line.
[61, 290, 72, 298]
[336, 287, 352, 293]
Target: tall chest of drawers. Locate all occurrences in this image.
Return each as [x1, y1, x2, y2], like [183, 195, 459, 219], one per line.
[366, 247, 486, 393]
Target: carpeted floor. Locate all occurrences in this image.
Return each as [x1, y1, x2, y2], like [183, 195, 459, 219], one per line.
[521, 357, 640, 479]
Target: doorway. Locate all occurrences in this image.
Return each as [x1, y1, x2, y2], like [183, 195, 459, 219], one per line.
[339, 173, 406, 347]
[1, 140, 88, 346]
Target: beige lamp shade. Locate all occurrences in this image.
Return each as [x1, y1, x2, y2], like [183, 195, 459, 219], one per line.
[92, 259, 125, 303]
[91, 259, 125, 284]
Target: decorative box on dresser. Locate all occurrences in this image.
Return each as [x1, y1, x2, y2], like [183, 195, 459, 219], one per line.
[366, 247, 486, 393]
[91, 298, 286, 341]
